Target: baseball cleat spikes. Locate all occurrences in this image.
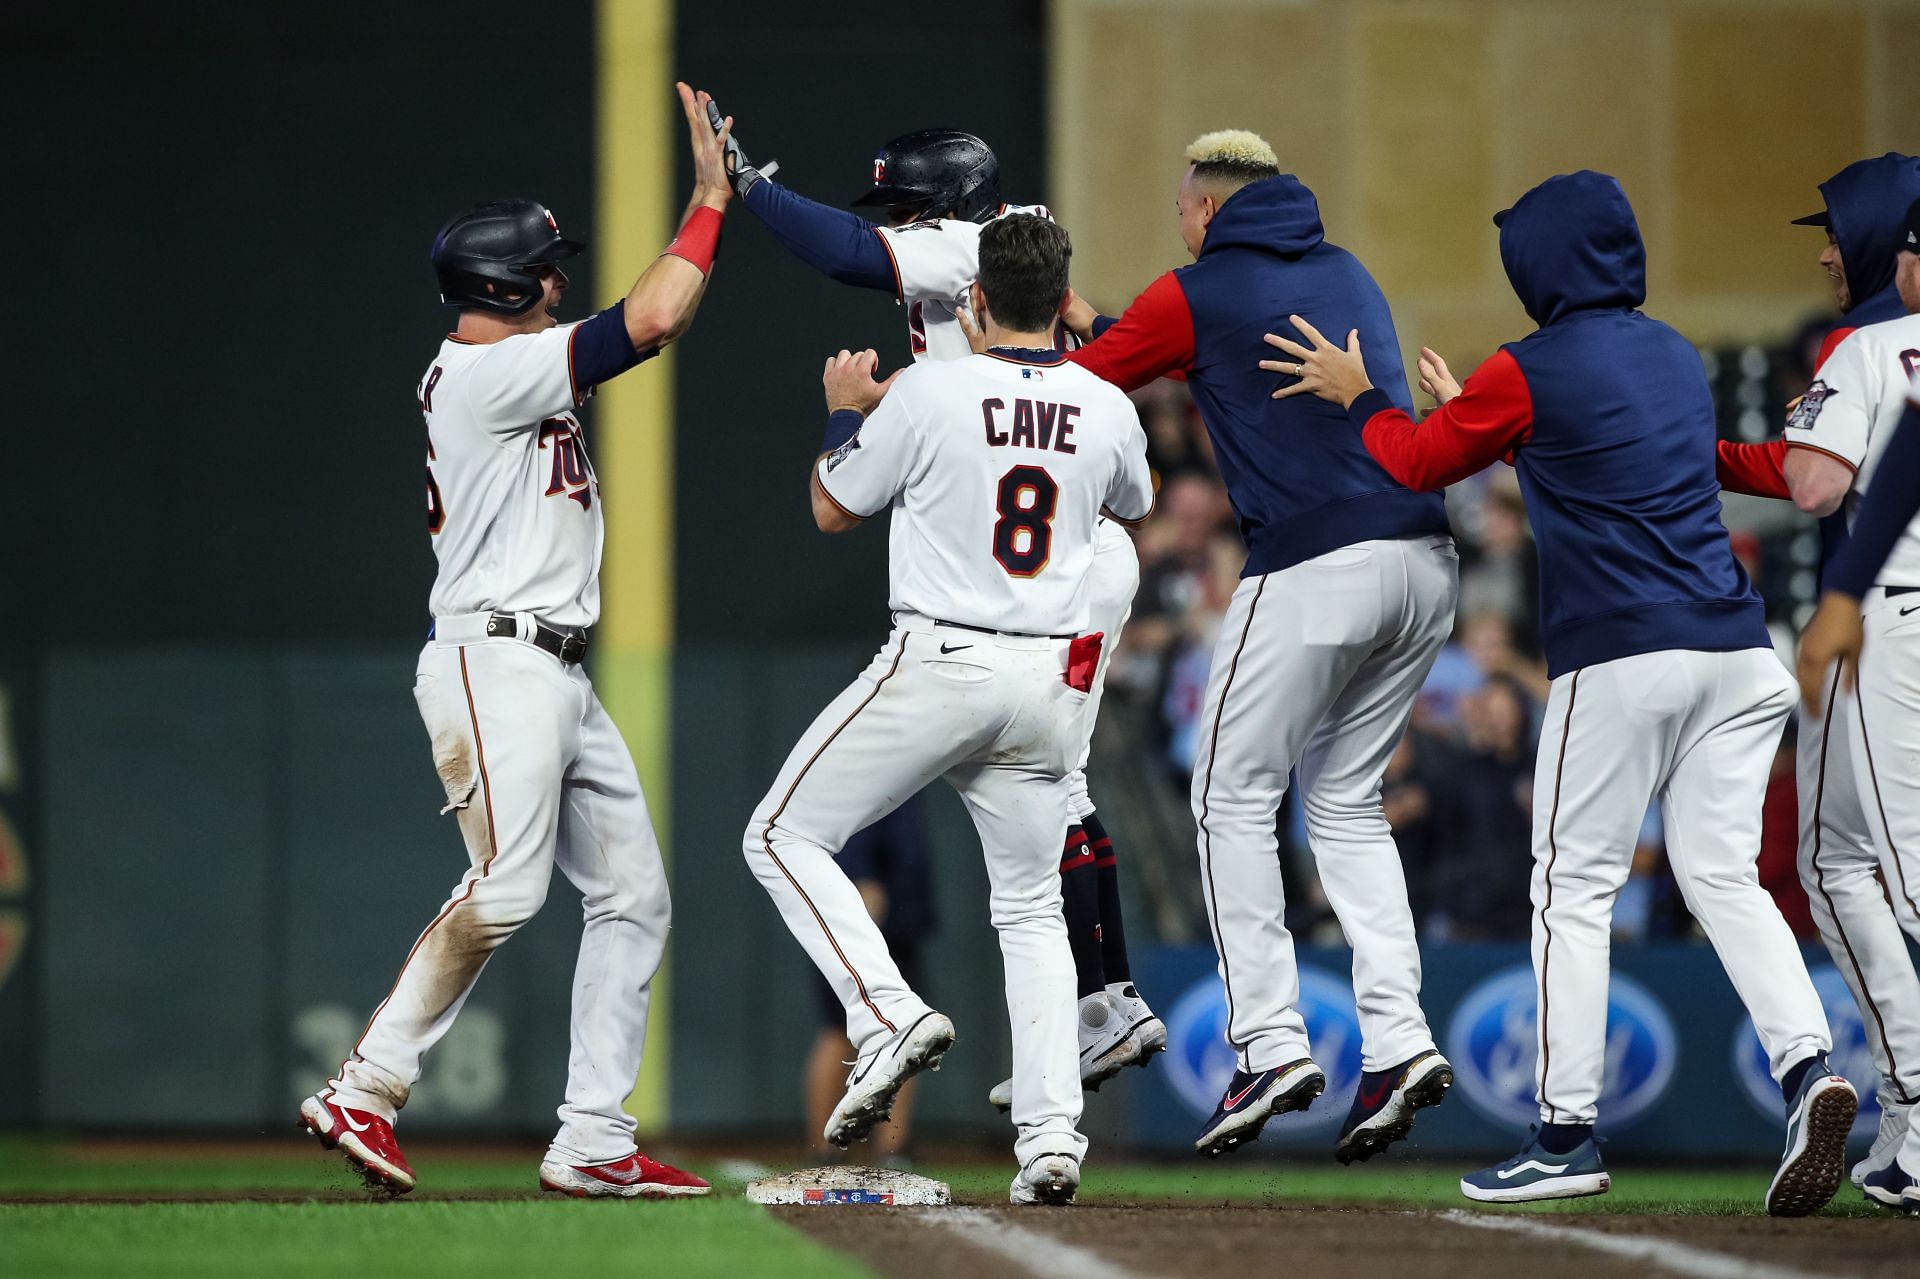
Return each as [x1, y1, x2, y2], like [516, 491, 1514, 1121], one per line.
[825, 1012, 956, 1150]
[1335, 1050, 1454, 1165]
[1767, 1059, 1858, 1217]
[1193, 1058, 1326, 1158]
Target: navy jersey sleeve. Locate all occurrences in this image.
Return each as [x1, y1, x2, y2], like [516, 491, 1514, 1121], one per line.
[742, 180, 895, 292]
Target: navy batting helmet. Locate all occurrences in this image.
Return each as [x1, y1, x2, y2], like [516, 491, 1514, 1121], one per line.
[852, 130, 1002, 224]
[431, 199, 585, 315]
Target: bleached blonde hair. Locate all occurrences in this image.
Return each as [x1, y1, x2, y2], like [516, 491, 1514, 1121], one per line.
[1184, 130, 1280, 173]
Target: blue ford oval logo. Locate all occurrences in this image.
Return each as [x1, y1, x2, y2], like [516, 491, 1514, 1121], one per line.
[1162, 964, 1362, 1134]
[1731, 963, 1881, 1136]
[1445, 964, 1677, 1132]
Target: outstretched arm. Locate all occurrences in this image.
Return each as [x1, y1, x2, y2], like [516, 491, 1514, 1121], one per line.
[689, 87, 896, 292]
[1263, 318, 1531, 491]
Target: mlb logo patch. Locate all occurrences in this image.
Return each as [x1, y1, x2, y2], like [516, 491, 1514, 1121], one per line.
[1022, 368, 1045, 380]
[1786, 380, 1831, 432]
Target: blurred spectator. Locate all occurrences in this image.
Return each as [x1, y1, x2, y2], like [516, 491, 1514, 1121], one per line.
[1457, 477, 1541, 656]
[1422, 675, 1537, 940]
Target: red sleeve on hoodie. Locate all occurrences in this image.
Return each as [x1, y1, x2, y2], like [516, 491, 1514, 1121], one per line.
[1348, 348, 1534, 491]
[1065, 272, 1196, 391]
[1714, 323, 1857, 499]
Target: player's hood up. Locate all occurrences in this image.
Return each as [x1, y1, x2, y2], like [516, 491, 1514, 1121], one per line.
[1795, 152, 1920, 317]
[1496, 171, 1646, 328]
[1197, 175, 1326, 260]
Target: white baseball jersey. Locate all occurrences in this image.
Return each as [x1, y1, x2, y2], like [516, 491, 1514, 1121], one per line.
[817, 353, 1152, 635]
[875, 204, 1055, 362]
[418, 325, 623, 628]
[1786, 314, 1920, 587]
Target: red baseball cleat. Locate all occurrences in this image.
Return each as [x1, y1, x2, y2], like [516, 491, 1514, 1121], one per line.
[538, 1152, 712, 1199]
[299, 1091, 417, 1196]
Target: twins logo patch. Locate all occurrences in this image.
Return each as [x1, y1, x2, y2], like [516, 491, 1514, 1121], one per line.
[1732, 963, 1881, 1137]
[825, 433, 862, 472]
[1163, 965, 1363, 1133]
[1786, 380, 1832, 433]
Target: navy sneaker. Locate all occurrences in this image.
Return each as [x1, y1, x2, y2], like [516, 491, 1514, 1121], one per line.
[1461, 1130, 1609, 1203]
[1192, 1058, 1325, 1158]
[1861, 1161, 1919, 1213]
[1335, 1049, 1453, 1165]
[1766, 1055, 1857, 1217]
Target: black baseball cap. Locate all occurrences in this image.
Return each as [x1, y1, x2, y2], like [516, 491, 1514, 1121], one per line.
[1902, 197, 1920, 255]
[1791, 208, 1829, 228]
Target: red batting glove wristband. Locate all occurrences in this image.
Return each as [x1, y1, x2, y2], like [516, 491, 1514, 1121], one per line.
[664, 205, 724, 275]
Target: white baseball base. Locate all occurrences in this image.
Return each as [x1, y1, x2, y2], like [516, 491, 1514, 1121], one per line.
[746, 1166, 951, 1206]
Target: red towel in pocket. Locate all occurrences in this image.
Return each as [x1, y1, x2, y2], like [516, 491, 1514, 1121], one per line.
[1066, 632, 1105, 693]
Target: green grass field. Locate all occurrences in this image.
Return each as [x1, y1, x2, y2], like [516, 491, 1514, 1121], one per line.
[0, 1136, 1890, 1279]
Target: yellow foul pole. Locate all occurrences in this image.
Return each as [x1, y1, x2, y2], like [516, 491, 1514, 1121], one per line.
[595, 0, 674, 1136]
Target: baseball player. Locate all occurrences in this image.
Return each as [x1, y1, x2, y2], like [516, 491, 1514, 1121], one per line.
[1272, 170, 1854, 1215]
[1715, 156, 1920, 1204]
[297, 84, 731, 1200]
[1061, 131, 1459, 1165]
[1776, 199, 1920, 1212]
[704, 97, 1165, 1108]
[739, 215, 1154, 1205]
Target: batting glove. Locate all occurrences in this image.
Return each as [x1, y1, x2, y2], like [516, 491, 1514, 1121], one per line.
[705, 97, 779, 199]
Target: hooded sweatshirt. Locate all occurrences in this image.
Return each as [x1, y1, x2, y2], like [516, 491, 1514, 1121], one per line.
[1066, 175, 1450, 575]
[1345, 171, 1768, 678]
[1715, 152, 1920, 498]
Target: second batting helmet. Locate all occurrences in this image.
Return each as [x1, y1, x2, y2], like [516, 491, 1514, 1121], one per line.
[431, 199, 585, 315]
[851, 130, 1002, 224]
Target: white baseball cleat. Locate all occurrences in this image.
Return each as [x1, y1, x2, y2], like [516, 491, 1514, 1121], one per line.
[825, 1011, 955, 1149]
[1852, 1097, 1912, 1189]
[1009, 1151, 1081, 1205]
[987, 988, 1166, 1112]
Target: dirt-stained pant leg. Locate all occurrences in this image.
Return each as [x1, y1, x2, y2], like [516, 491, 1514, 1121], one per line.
[330, 640, 572, 1120]
[547, 680, 672, 1165]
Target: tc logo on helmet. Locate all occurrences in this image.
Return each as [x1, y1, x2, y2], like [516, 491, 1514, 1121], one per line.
[1163, 965, 1362, 1135]
[1732, 963, 1880, 1137]
[1445, 964, 1678, 1132]
[873, 158, 887, 186]
[544, 208, 559, 234]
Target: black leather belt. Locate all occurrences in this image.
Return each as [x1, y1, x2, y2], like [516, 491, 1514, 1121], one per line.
[485, 613, 589, 664]
[934, 618, 1074, 641]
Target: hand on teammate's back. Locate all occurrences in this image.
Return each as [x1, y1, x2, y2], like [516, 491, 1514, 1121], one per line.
[675, 82, 733, 211]
[822, 349, 901, 416]
[1261, 315, 1374, 408]
[956, 304, 989, 356]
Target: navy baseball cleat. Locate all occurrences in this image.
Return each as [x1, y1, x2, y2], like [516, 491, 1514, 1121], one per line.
[1860, 1160, 1919, 1213]
[1335, 1049, 1453, 1165]
[1461, 1130, 1609, 1203]
[1766, 1054, 1857, 1217]
[1193, 1058, 1325, 1157]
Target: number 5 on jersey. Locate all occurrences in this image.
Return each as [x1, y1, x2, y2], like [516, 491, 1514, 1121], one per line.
[993, 465, 1057, 576]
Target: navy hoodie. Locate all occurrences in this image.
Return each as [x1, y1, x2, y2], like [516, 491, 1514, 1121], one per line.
[1067, 175, 1450, 575]
[1346, 171, 1770, 678]
[1715, 153, 1920, 499]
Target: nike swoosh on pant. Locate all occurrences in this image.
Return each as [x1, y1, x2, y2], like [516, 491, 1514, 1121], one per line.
[1496, 1159, 1570, 1179]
